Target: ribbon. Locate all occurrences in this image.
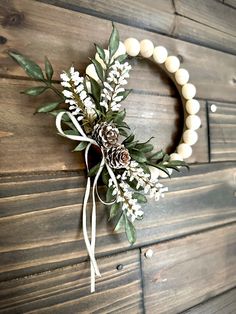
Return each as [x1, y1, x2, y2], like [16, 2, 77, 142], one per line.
[56, 111, 118, 293]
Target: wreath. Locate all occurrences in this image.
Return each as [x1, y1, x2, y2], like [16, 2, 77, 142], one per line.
[9, 23, 201, 292]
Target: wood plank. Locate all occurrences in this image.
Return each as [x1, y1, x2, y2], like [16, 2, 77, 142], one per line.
[208, 101, 236, 162]
[0, 78, 208, 173]
[41, 0, 236, 55]
[141, 224, 236, 313]
[1, 0, 236, 101]
[224, 0, 236, 9]
[173, 15, 236, 56]
[0, 162, 235, 281]
[175, 0, 236, 37]
[0, 250, 143, 314]
[183, 288, 236, 314]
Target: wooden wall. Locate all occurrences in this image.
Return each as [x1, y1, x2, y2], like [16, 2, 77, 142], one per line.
[0, 0, 236, 313]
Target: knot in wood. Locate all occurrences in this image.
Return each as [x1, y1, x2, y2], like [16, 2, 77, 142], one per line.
[3, 12, 24, 27]
[0, 36, 7, 44]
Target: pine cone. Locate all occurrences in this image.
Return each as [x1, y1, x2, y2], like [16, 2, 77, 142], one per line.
[92, 122, 119, 148]
[105, 144, 131, 169]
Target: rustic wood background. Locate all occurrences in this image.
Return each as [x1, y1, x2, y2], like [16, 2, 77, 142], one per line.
[0, 0, 236, 313]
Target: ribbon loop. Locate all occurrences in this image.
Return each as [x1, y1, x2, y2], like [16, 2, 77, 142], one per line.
[55, 111, 118, 293]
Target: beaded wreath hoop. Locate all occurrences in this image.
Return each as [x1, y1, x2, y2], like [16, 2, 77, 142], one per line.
[9, 24, 201, 293]
[124, 37, 201, 163]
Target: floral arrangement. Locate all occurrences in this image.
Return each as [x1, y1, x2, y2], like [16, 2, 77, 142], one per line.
[9, 24, 189, 292]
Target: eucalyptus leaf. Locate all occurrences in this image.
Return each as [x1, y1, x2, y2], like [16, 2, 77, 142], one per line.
[123, 133, 135, 144]
[116, 89, 131, 102]
[22, 86, 47, 96]
[133, 192, 147, 203]
[45, 56, 54, 81]
[36, 101, 61, 113]
[90, 58, 104, 81]
[64, 130, 79, 136]
[88, 163, 101, 177]
[115, 53, 127, 63]
[149, 150, 165, 161]
[114, 213, 124, 231]
[130, 152, 147, 163]
[118, 128, 129, 137]
[108, 23, 119, 58]
[8, 51, 44, 80]
[109, 203, 120, 221]
[73, 141, 88, 152]
[124, 215, 136, 245]
[102, 169, 109, 185]
[95, 44, 106, 61]
[138, 143, 154, 153]
[113, 109, 126, 124]
[127, 179, 143, 191]
[106, 185, 115, 202]
[88, 76, 101, 104]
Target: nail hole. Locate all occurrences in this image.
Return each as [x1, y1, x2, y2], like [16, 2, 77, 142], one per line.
[116, 264, 123, 271]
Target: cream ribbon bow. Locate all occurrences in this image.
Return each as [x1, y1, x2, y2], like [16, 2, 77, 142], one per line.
[56, 111, 118, 293]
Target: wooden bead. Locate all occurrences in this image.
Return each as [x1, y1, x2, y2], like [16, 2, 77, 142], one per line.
[124, 38, 140, 57]
[153, 46, 168, 64]
[183, 129, 198, 145]
[175, 68, 189, 85]
[113, 41, 126, 59]
[182, 83, 196, 100]
[177, 143, 192, 159]
[86, 64, 100, 82]
[140, 39, 154, 58]
[186, 115, 201, 130]
[186, 99, 200, 114]
[165, 56, 180, 73]
[170, 153, 183, 161]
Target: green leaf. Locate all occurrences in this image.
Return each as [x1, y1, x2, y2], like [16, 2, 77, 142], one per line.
[102, 169, 109, 186]
[106, 185, 115, 202]
[113, 109, 126, 124]
[168, 160, 189, 169]
[155, 165, 171, 177]
[109, 203, 120, 221]
[45, 56, 54, 81]
[124, 215, 136, 245]
[149, 150, 165, 161]
[95, 44, 106, 61]
[108, 23, 120, 58]
[88, 163, 101, 177]
[127, 179, 143, 191]
[114, 213, 124, 231]
[36, 101, 61, 113]
[22, 86, 47, 96]
[64, 130, 79, 136]
[8, 51, 44, 80]
[115, 53, 127, 63]
[133, 192, 147, 203]
[138, 143, 154, 153]
[119, 128, 129, 137]
[90, 58, 104, 81]
[130, 152, 147, 163]
[116, 89, 131, 102]
[88, 76, 101, 104]
[123, 133, 135, 144]
[73, 141, 88, 152]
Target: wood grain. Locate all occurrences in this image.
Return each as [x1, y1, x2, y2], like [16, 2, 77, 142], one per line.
[175, 0, 236, 37]
[0, 78, 208, 173]
[141, 224, 236, 314]
[0, 162, 235, 281]
[0, 250, 143, 314]
[1, 0, 236, 101]
[41, 0, 236, 55]
[183, 288, 236, 314]
[208, 101, 236, 162]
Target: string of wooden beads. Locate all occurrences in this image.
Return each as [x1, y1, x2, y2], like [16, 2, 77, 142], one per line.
[123, 38, 201, 165]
